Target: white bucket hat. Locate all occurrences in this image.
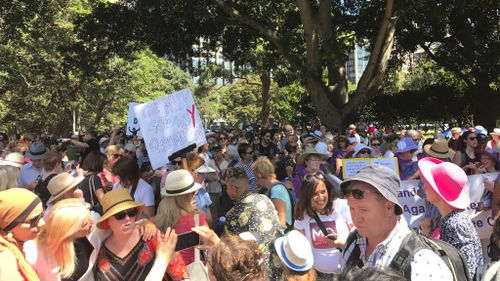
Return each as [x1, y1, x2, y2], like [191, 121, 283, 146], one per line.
[161, 169, 202, 197]
[274, 230, 314, 272]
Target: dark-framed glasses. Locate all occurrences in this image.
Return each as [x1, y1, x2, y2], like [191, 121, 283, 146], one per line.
[113, 208, 139, 220]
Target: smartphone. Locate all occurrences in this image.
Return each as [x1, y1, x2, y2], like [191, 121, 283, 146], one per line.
[175, 231, 200, 251]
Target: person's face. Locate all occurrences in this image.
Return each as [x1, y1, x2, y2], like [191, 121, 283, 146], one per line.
[465, 134, 478, 148]
[107, 153, 122, 167]
[108, 207, 138, 235]
[398, 150, 415, 161]
[83, 133, 92, 142]
[226, 179, 246, 200]
[346, 182, 394, 239]
[243, 148, 254, 162]
[32, 159, 43, 170]
[492, 135, 500, 141]
[480, 155, 494, 169]
[263, 133, 271, 144]
[10, 203, 44, 242]
[305, 155, 322, 172]
[74, 210, 93, 238]
[187, 192, 197, 210]
[212, 149, 223, 160]
[356, 148, 371, 158]
[371, 141, 381, 151]
[452, 131, 461, 139]
[338, 139, 347, 149]
[285, 127, 294, 136]
[311, 181, 328, 212]
[219, 135, 228, 145]
[422, 181, 439, 205]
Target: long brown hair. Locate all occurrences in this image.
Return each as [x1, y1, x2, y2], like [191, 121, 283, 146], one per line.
[294, 174, 335, 220]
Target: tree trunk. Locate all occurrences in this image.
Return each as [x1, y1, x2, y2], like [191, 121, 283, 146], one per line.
[260, 69, 271, 125]
[471, 82, 499, 130]
[304, 75, 345, 130]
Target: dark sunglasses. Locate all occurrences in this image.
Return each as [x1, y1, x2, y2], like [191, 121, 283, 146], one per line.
[113, 208, 138, 220]
[25, 213, 43, 228]
[371, 143, 380, 147]
[359, 149, 371, 154]
[219, 137, 227, 140]
[345, 188, 378, 199]
[468, 137, 477, 141]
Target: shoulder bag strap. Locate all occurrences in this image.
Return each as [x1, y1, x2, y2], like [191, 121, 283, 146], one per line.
[312, 212, 330, 237]
[89, 175, 96, 207]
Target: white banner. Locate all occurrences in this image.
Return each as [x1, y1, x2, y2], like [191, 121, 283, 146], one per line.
[134, 89, 206, 169]
[126, 102, 142, 137]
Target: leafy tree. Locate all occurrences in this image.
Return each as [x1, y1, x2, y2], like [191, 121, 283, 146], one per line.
[395, 0, 500, 128]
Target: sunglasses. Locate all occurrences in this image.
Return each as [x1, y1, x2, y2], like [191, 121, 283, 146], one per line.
[112, 154, 122, 159]
[113, 208, 138, 220]
[304, 172, 325, 182]
[345, 188, 378, 199]
[359, 149, 371, 154]
[25, 213, 43, 228]
[468, 137, 477, 141]
[371, 143, 380, 147]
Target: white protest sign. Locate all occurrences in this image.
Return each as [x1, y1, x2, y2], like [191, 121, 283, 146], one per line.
[126, 102, 142, 137]
[134, 89, 206, 169]
[342, 157, 399, 178]
[398, 180, 426, 228]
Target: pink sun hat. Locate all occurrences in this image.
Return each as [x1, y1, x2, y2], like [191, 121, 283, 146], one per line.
[418, 157, 470, 210]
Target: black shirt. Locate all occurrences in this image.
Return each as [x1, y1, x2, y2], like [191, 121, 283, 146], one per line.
[62, 237, 94, 281]
[34, 173, 57, 208]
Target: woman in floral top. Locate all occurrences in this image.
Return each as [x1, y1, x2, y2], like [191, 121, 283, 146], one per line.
[223, 167, 281, 280]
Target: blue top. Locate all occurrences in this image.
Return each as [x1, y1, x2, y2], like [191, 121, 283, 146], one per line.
[269, 183, 292, 228]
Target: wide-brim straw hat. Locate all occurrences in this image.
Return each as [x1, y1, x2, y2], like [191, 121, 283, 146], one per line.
[274, 230, 314, 272]
[418, 157, 470, 210]
[161, 169, 202, 197]
[25, 142, 49, 160]
[97, 188, 144, 228]
[297, 147, 327, 165]
[47, 173, 84, 205]
[424, 139, 454, 159]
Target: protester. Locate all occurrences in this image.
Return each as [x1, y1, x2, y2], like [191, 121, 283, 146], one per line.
[294, 172, 351, 278]
[45, 172, 84, 215]
[453, 130, 480, 174]
[207, 143, 228, 217]
[0, 151, 25, 168]
[94, 188, 189, 280]
[369, 138, 382, 158]
[293, 147, 327, 195]
[382, 133, 399, 158]
[34, 152, 63, 207]
[487, 128, 500, 153]
[253, 157, 294, 232]
[223, 167, 281, 280]
[395, 137, 419, 180]
[234, 143, 256, 191]
[19, 142, 49, 190]
[0, 188, 44, 280]
[274, 230, 316, 281]
[207, 234, 267, 281]
[80, 151, 106, 213]
[448, 127, 462, 150]
[423, 139, 454, 161]
[341, 165, 455, 280]
[352, 143, 373, 159]
[154, 169, 207, 265]
[112, 156, 155, 218]
[63, 132, 99, 162]
[23, 199, 91, 280]
[418, 157, 484, 278]
[100, 145, 123, 191]
[331, 135, 349, 175]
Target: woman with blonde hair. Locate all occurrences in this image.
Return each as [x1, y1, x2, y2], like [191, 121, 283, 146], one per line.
[0, 165, 20, 190]
[24, 199, 92, 280]
[98, 145, 123, 191]
[155, 169, 208, 265]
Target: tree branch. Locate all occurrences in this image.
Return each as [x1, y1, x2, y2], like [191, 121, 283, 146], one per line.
[213, 0, 302, 70]
[344, 0, 398, 114]
[294, 0, 321, 73]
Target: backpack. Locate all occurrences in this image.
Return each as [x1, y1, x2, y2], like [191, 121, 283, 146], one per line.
[344, 229, 471, 281]
[268, 182, 297, 233]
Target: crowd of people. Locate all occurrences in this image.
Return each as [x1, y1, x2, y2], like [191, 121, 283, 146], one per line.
[0, 121, 499, 281]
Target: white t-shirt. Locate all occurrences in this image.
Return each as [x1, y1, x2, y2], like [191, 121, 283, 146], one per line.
[294, 199, 352, 273]
[113, 178, 155, 207]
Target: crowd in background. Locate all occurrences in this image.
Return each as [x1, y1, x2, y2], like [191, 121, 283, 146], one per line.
[0, 120, 499, 281]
